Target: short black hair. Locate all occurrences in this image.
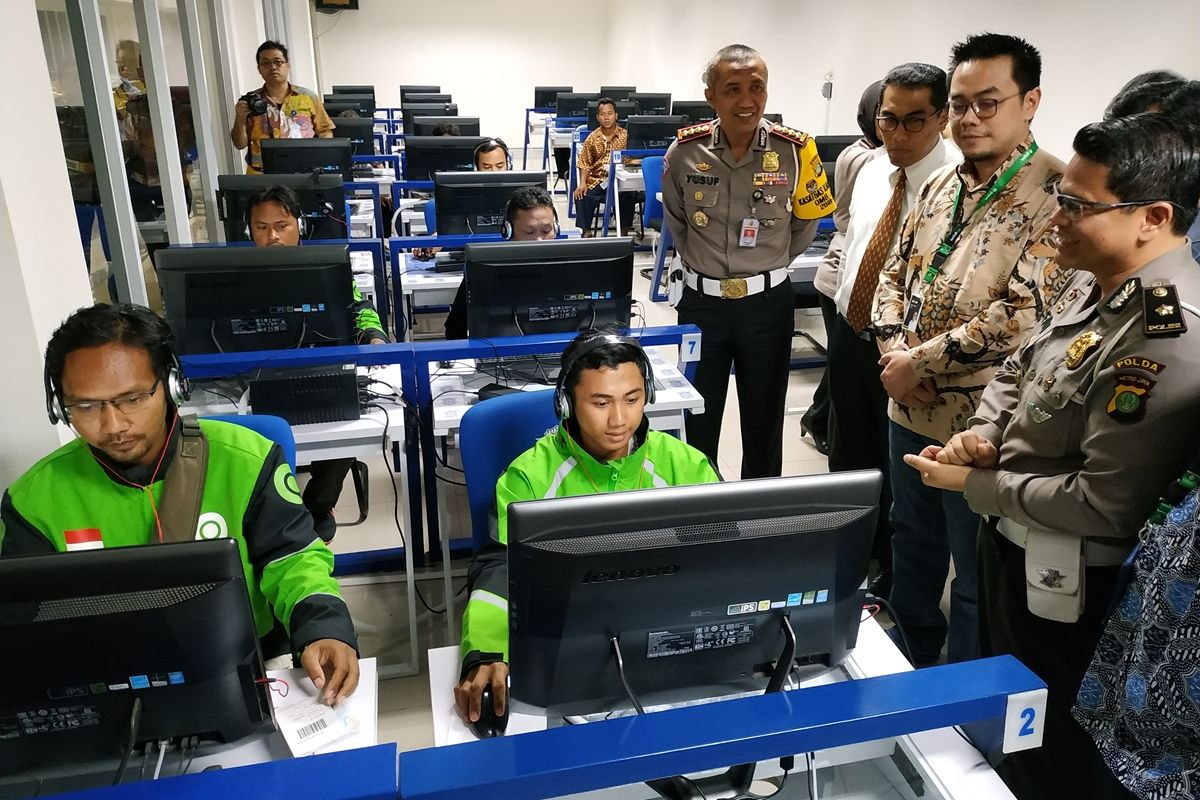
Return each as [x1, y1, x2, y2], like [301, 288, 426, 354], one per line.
[45, 304, 177, 398]
[596, 97, 617, 113]
[256, 40, 288, 63]
[1072, 113, 1200, 235]
[245, 185, 301, 224]
[431, 122, 460, 136]
[561, 325, 648, 402]
[473, 137, 509, 167]
[504, 186, 555, 225]
[948, 33, 1041, 94]
[1105, 71, 1186, 119]
[882, 62, 949, 111]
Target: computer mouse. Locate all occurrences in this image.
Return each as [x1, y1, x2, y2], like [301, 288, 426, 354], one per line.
[471, 684, 509, 739]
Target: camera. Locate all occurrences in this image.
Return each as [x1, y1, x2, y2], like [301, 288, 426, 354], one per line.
[239, 92, 268, 117]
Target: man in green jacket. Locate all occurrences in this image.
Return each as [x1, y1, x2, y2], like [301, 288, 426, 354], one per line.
[454, 328, 720, 723]
[0, 303, 359, 705]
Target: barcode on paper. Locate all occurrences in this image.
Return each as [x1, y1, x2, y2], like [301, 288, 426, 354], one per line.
[298, 718, 328, 739]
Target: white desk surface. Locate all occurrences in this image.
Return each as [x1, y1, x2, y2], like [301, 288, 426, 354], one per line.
[399, 254, 462, 301]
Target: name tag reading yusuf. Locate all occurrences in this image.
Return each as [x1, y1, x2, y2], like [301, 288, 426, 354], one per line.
[739, 218, 759, 248]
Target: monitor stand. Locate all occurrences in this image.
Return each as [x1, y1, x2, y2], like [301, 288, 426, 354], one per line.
[630, 613, 797, 800]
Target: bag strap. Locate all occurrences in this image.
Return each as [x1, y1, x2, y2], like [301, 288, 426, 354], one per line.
[156, 415, 209, 543]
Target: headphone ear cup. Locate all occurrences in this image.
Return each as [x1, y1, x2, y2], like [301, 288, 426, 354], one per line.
[501, 220, 513, 240]
[555, 387, 571, 420]
[297, 215, 306, 236]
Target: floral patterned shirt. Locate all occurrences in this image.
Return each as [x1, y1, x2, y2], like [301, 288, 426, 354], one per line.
[577, 126, 628, 191]
[243, 83, 335, 174]
[871, 135, 1067, 442]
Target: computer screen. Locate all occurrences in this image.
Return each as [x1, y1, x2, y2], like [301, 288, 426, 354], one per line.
[401, 103, 460, 132]
[331, 84, 375, 99]
[330, 117, 376, 157]
[157, 244, 355, 355]
[404, 92, 452, 105]
[465, 237, 634, 338]
[404, 135, 487, 181]
[554, 93, 599, 120]
[0, 540, 271, 783]
[399, 84, 440, 105]
[671, 100, 715, 124]
[625, 115, 685, 150]
[216, 173, 347, 242]
[433, 171, 546, 235]
[586, 100, 636, 131]
[815, 135, 860, 194]
[629, 92, 671, 116]
[321, 93, 374, 117]
[260, 138, 353, 181]
[534, 86, 573, 110]
[763, 112, 784, 125]
[599, 85, 637, 101]
[507, 471, 881, 716]
[408, 116, 481, 137]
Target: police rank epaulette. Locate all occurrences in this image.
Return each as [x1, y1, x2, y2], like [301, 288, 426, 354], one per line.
[1143, 282, 1187, 337]
[675, 122, 713, 142]
[769, 123, 811, 147]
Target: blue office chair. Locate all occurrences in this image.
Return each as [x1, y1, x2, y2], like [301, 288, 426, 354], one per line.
[422, 199, 437, 234]
[641, 156, 664, 232]
[459, 390, 560, 549]
[204, 414, 297, 471]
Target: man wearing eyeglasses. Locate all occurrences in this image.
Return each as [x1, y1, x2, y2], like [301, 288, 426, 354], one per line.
[826, 63, 959, 607]
[870, 34, 1066, 670]
[230, 40, 334, 174]
[902, 112, 1200, 800]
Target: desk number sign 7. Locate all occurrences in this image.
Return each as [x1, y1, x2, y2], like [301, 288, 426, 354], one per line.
[1002, 688, 1048, 753]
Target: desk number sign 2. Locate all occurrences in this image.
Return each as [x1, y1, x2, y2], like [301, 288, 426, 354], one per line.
[1002, 688, 1048, 753]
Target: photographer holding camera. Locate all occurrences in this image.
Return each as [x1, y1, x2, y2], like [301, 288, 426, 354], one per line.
[230, 40, 334, 174]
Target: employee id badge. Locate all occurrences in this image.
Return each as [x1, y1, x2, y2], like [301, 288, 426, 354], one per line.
[738, 218, 760, 248]
[903, 292, 924, 332]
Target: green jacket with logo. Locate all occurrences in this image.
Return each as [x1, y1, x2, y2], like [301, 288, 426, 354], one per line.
[458, 419, 720, 678]
[0, 418, 356, 655]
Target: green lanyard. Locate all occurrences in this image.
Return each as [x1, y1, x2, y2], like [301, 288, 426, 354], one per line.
[923, 141, 1039, 285]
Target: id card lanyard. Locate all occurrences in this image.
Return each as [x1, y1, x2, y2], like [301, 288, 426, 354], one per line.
[904, 141, 1039, 331]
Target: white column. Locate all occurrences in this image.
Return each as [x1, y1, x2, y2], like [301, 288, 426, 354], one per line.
[179, 0, 224, 242]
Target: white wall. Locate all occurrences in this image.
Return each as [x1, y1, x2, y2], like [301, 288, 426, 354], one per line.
[312, 0, 1200, 161]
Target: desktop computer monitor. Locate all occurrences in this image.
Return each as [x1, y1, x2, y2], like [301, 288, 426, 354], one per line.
[399, 84, 441, 105]
[216, 173, 346, 242]
[629, 92, 671, 116]
[507, 471, 881, 716]
[671, 100, 714, 124]
[260, 138, 354, 181]
[331, 117, 376, 157]
[586, 100, 636, 131]
[0, 540, 272, 784]
[625, 115, 685, 150]
[404, 92, 452, 105]
[534, 86, 573, 110]
[321, 93, 374, 117]
[156, 244, 355, 355]
[554, 93, 599, 120]
[434, 171, 546, 235]
[465, 238, 634, 338]
[409, 116, 481, 137]
[815, 135, 860, 194]
[401, 103, 460, 131]
[404, 135, 487, 181]
[599, 85, 637, 101]
[331, 84, 375, 99]
[763, 112, 784, 124]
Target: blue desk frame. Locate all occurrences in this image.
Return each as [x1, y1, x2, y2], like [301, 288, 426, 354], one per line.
[520, 106, 555, 171]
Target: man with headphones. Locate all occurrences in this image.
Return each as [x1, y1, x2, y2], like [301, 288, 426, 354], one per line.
[454, 327, 719, 724]
[247, 185, 388, 541]
[414, 137, 512, 257]
[443, 185, 560, 340]
[1, 304, 360, 706]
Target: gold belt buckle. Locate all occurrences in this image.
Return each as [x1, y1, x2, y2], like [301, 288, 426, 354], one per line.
[719, 278, 748, 299]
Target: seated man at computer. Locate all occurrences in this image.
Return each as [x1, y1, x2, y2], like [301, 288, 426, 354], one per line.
[443, 184, 559, 340]
[414, 137, 511, 256]
[0, 304, 360, 705]
[454, 328, 720, 723]
[574, 97, 638, 238]
[247, 185, 387, 541]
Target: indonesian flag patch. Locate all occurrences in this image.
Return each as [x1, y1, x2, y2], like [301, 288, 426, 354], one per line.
[64, 528, 104, 551]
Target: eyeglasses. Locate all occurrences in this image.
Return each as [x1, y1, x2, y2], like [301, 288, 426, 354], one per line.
[876, 114, 936, 133]
[1053, 188, 1176, 221]
[948, 92, 1022, 120]
[64, 380, 160, 421]
[258, 59, 287, 69]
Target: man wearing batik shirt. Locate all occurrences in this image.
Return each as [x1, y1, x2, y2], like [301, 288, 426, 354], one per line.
[230, 40, 334, 174]
[870, 33, 1065, 669]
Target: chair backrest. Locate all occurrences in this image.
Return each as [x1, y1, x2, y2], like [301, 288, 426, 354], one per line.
[460, 390, 559, 549]
[641, 155, 664, 231]
[423, 198, 437, 234]
[204, 414, 297, 471]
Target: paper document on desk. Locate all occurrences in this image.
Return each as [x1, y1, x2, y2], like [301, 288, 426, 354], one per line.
[268, 656, 378, 757]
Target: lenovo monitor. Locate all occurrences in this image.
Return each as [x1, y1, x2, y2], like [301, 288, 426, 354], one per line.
[465, 237, 634, 338]
[409, 116, 481, 137]
[260, 137, 353, 181]
[404, 135, 487, 181]
[599, 85, 637, 101]
[629, 92, 672, 116]
[625, 115, 685, 150]
[507, 471, 881, 717]
[815, 135, 860, 194]
[216, 173, 346, 242]
[586, 100, 636, 131]
[399, 84, 441, 105]
[331, 84, 375, 99]
[433, 170, 547, 235]
[330, 116, 376, 156]
[321, 92, 374, 117]
[671, 101, 714, 124]
[401, 103, 460, 131]
[404, 92, 452, 105]
[0, 540, 271, 788]
[554, 93, 599, 120]
[534, 86, 573, 110]
[156, 244, 355, 354]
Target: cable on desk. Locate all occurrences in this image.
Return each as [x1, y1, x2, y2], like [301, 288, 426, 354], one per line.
[151, 739, 169, 780]
[112, 696, 143, 785]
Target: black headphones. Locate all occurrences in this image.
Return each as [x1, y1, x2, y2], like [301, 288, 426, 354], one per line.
[44, 305, 191, 425]
[473, 137, 513, 170]
[501, 188, 560, 240]
[553, 332, 656, 420]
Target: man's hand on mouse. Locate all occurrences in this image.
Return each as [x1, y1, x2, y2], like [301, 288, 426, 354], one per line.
[454, 661, 508, 723]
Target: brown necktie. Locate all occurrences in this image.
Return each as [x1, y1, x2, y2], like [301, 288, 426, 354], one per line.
[846, 169, 907, 332]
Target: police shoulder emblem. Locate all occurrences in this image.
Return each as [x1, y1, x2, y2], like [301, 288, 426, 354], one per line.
[768, 123, 811, 147]
[676, 122, 713, 142]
